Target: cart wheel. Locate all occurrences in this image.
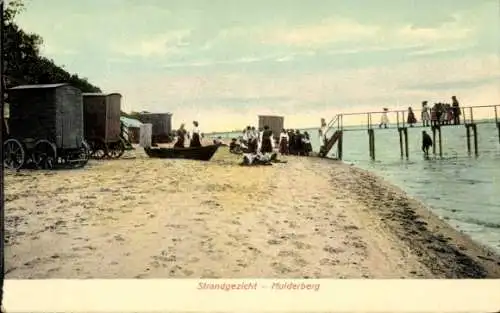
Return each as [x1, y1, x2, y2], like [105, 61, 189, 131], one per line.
[4, 138, 26, 170]
[74, 140, 91, 168]
[32, 140, 58, 170]
[89, 138, 107, 159]
[107, 140, 125, 159]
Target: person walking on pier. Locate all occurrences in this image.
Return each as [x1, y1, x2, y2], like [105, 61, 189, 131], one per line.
[422, 130, 433, 157]
[451, 96, 461, 125]
[407, 107, 417, 127]
[421, 101, 430, 127]
[379, 108, 389, 128]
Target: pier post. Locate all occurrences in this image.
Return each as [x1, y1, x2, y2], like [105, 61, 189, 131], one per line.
[403, 127, 409, 159]
[398, 128, 403, 158]
[497, 122, 500, 145]
[465, 124, 471, 155]
[337, 131, 343, 160]
[472, 124, 478, 157]
[367, 129, 375, 160]
[432, 126, 437, 155]
[438, 127, 442, 158]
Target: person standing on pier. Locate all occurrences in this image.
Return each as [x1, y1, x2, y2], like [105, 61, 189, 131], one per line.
[422, 130, 433, 157]
[379, 108, 389, 128]
[189, 121, 202, 147]
[451, 96, 461, 125]
[407, 107, 417, 127]
[421, 101, 430, 127]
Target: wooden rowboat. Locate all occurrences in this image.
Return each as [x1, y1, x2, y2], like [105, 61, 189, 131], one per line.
[143, 144, 220, 161]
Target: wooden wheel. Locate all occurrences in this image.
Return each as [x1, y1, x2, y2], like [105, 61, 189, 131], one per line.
[107, 140, 125, 159]
[89, 138, 107, 159]
[4, 138, 26, 170]
[32, 140, 58, 170]
[74, 140, 90, 168]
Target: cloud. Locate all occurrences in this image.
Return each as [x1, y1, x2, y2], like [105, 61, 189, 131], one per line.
[110, 30, 192, 57]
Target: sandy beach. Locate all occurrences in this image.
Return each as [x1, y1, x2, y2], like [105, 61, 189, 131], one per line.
[4, 145, 500, 279]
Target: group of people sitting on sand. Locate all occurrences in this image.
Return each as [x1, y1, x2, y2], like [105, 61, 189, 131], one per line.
[227, 125, 286, 166]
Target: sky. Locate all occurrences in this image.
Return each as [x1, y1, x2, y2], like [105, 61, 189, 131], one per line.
[15, 0, 500, 132]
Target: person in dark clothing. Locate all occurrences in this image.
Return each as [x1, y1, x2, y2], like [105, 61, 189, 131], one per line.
[259, 125, 274, 153]
[174, 123, 187, 148]
[189, 121, 202, 147]
[407, 107, 417, 127]
[229, 138, 241, 153]
[294, 130, 304, 156]
[451, 96, 461, 125]
[303, 131, 312, 155]
[288, 129, 295, 155]
[422, 130, 433, 157]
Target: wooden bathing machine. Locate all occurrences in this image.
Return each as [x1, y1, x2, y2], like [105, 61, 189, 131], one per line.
[82, 93, 125, 158]
[258, 115, 284, 138]
[136, 112, 172, 143]
[5, 83, 89, 169]
[8, 83, 85, 149]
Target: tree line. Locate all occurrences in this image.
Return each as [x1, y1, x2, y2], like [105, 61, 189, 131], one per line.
[2, 0, 101, 92]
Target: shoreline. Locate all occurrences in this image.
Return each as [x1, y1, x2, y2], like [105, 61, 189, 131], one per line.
[4, 147, 500, 278]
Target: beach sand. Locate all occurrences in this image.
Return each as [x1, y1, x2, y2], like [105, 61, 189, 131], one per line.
[4, 145, 500, 278]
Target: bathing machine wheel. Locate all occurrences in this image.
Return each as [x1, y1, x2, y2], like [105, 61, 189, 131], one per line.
[3, 138, 26, 170]
[88, 138, 107, 159]
[32, 139, 58, 170]
[72, 140, 91, 168]
[107, 140, 125, 159]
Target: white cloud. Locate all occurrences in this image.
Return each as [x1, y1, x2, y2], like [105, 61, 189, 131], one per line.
[110, 30, 192, 57]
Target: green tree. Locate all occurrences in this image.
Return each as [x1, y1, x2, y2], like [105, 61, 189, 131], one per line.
[2, 0, 101, 92]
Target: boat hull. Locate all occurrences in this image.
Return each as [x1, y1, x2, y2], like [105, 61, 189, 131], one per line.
[144, 144, 220, 161]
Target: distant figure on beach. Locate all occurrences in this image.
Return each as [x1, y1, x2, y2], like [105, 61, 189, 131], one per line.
[421, 101, 430, 127]
[451, 96, 461, 125]
[422, 130, 433, 157]
[407, 107, 417, 127]
[287, 129, 295, 154]
[303, 131, 312, 156]
[258, 125, 274, 153]
[379, 108, 389, 128]
[229, 138, 241, 153]
[279, 129, 289, 155]
[213, 136, 225, 146]
[294, 130, 304, 155]
[189, 121, 202, 147]
[174, 123, 187, 148]
[431, 103, 439, 127]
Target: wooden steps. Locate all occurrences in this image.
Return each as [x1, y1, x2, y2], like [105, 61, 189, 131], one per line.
[320, 130, 342, 157]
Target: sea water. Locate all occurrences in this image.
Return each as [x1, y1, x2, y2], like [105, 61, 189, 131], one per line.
[209, 123, 500, 254]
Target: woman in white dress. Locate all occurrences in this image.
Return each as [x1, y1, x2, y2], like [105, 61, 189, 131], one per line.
[421, 101, 430, 127]
[379, 108, 389, 128]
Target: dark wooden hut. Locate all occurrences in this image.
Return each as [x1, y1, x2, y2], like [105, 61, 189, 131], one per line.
[136, 112, 172, 143]
[82, 93, 122, 143]
[8, 83, 84, 149]
[258, 115, 284, 139]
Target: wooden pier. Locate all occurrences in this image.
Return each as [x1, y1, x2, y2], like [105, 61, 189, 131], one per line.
[320, 104, 500, 160]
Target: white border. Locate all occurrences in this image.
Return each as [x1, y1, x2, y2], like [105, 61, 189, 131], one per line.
[3, 279, 500, 312]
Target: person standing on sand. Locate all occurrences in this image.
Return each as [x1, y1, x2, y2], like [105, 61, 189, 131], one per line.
[303, 131, 312, 156]
[422, 130, 433, 157]
[451, 96, 461, 125]
[279, 129, 289, 155]
[287, 129, 295, 155]
[294, 129, 304, 156]
[421, 101, 430, 127]
[407, 107, 417, 127]
[174, 123, 187, 148]
[258, 125, 274, 154]
[379, 108, 389, 128]
[189, 121, 202, 147]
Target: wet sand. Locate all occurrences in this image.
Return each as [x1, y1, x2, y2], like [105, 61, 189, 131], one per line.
[4, 146, 500, 278]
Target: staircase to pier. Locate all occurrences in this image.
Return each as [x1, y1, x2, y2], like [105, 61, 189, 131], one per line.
[320, 114, 343, 159]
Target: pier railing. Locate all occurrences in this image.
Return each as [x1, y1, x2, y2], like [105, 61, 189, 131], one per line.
[322, 104, 500, 160]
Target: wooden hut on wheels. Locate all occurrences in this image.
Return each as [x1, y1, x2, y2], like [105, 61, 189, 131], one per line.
[82, 93, 125, 159]
[5, 83, 89, 169]
[258, 115, 284, 139]
[136, 112, 172, 143]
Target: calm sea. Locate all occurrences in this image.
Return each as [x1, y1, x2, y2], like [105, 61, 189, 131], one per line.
[209, 122, 500, 254]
